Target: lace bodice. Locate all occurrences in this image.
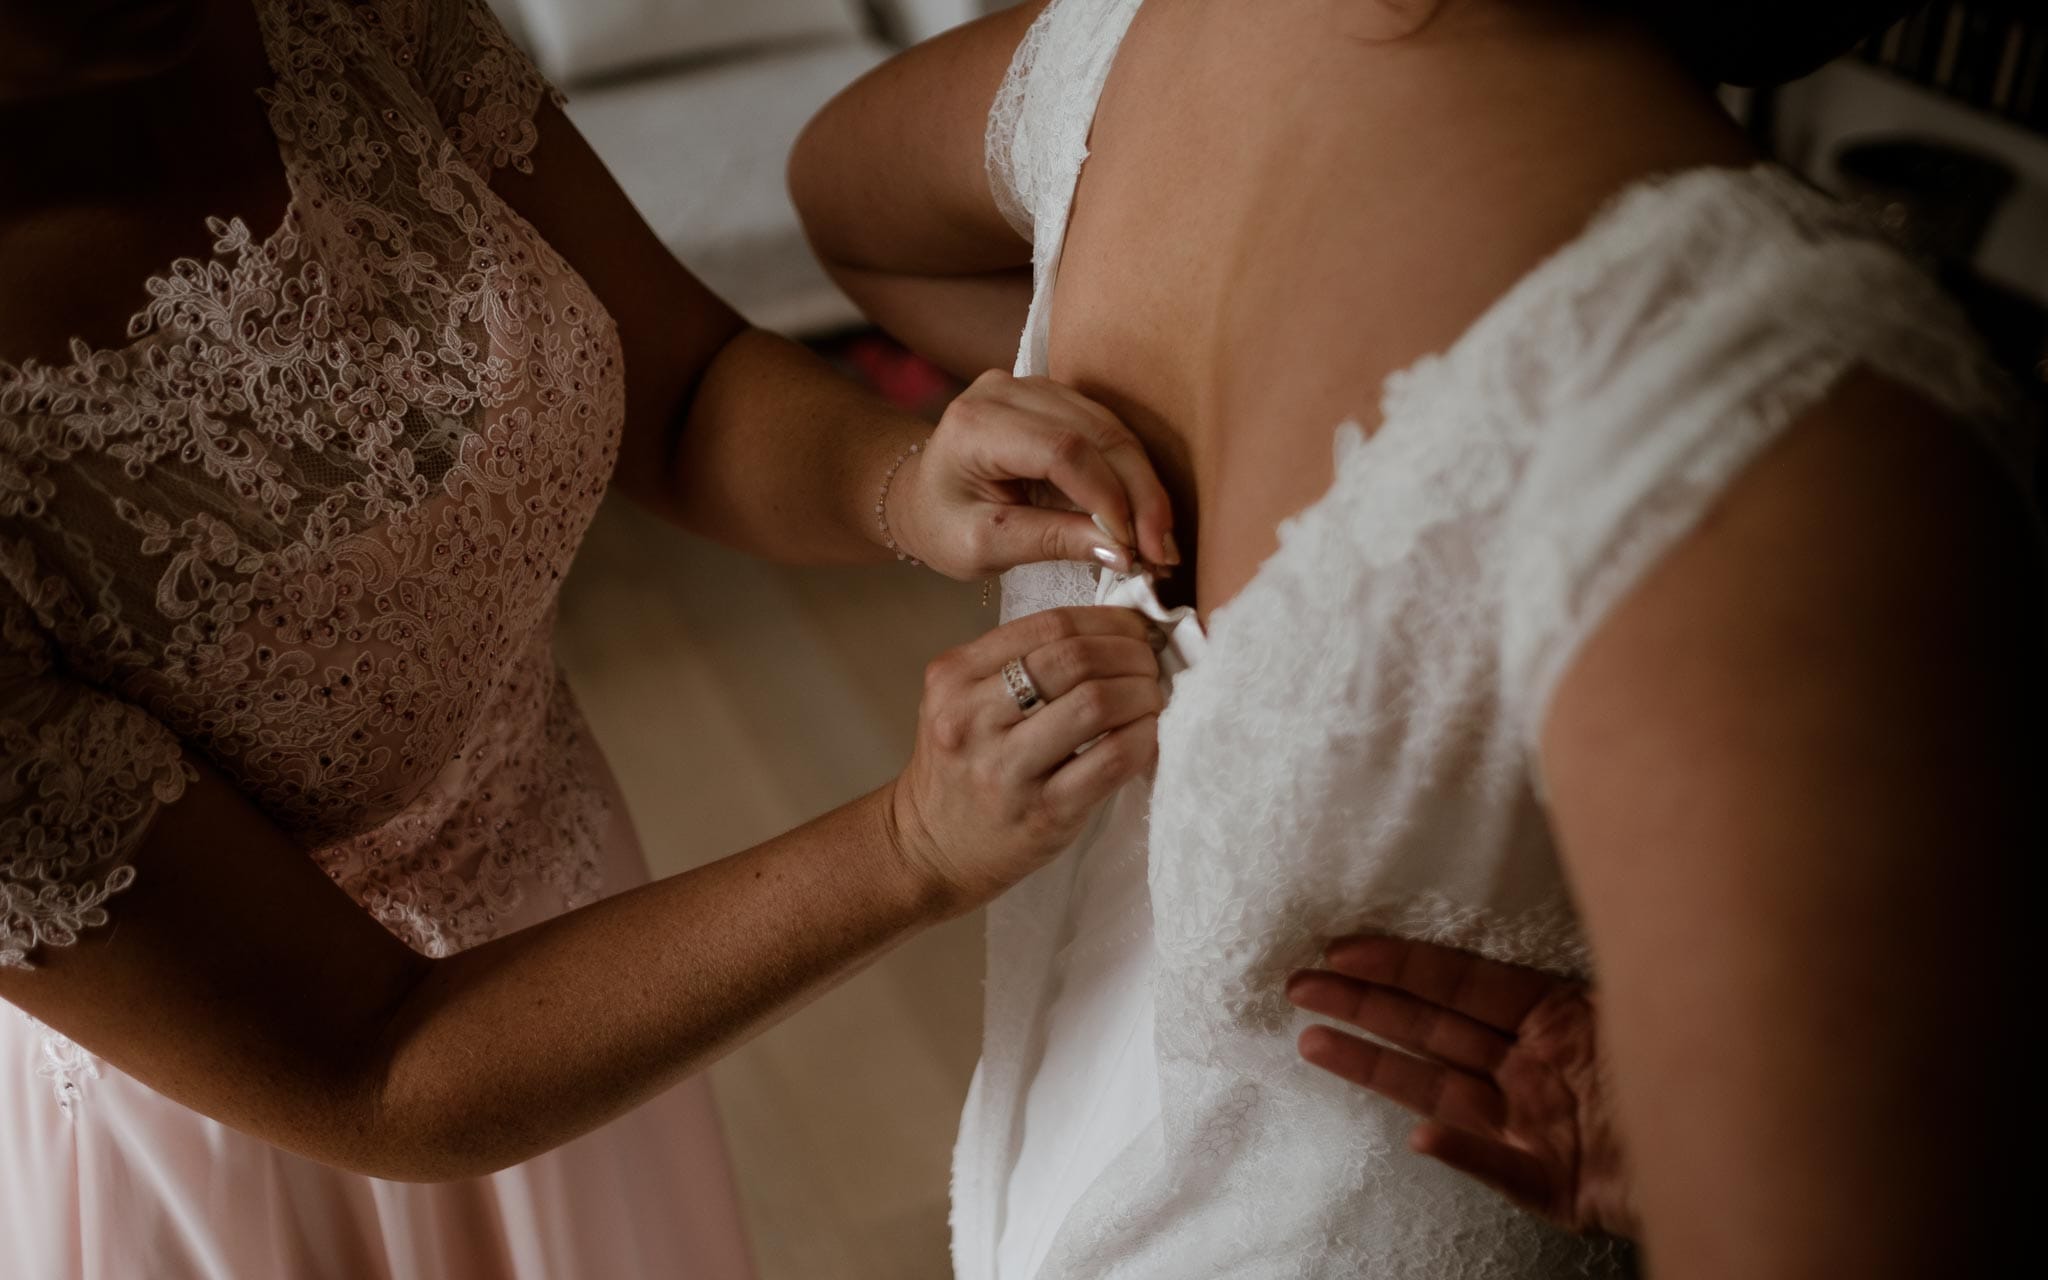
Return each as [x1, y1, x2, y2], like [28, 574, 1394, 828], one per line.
[960, 2, 2023, 1277]
[0, 0, 623, 968]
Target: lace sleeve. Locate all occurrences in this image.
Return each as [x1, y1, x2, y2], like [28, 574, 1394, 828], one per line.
[401, 0, 565, 177]
[1, 599, 192, 970]
[1496, 227, 2018, 764]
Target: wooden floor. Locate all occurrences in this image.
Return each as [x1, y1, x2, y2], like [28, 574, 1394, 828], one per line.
[554, 497, 994, 1280]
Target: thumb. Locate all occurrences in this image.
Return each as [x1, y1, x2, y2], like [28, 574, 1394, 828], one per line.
[973, 506, 1135, 577]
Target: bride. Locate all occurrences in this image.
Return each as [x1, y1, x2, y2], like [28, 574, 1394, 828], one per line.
[793, 0, 2040, 1275]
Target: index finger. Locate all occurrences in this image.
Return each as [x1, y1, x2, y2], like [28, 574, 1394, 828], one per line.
[1298, 1025, 1508, 1136]
[970, 413, 1136, 554]
[1319, 934, 1564, 1033]
[953, 606, 1156, 678]
[1027, 379, 1179, 569]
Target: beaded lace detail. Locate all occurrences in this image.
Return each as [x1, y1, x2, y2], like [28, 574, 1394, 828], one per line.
[0, 0, 622, 991]
[34, 1023, 102, 1117]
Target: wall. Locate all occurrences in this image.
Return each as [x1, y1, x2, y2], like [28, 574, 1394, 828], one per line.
[1769, 59, 2048, 304]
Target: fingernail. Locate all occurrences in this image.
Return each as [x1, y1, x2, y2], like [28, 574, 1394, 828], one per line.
[1161, 530, 1182, 565]
[1092, 511, 1135, 549]
[1148, 625, 1171, 651]
[1091, 543, 1133, 573]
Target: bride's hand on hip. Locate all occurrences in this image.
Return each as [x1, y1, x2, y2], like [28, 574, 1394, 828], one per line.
[1285, 935, 1637, 1239]
[888, 605, 1165, 913]
[891, 371, 1179, 579]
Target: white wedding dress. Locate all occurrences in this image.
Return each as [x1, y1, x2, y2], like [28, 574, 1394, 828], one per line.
[950, 2, 2024, 1278]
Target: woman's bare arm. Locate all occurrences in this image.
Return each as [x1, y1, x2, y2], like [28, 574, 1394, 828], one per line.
[502, 92, 1171, 572]
[1539, 373, 2040, 1275]
[788, 3, 1048, 380]
[0, 607, 1165, 1181]
[1, 766, 926, 1180]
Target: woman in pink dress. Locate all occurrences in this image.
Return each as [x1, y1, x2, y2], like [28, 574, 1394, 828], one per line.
[0, 2, 1182, 1276]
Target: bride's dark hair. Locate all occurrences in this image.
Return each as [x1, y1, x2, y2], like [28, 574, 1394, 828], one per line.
[1375, 0, 1921, 86]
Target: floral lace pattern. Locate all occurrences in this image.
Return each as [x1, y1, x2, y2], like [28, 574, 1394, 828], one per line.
[0, 606, 194, 971]
[992, 0, 1142, 628]
[0, 0, 623, 994]
[968, 3, 2019, 1275]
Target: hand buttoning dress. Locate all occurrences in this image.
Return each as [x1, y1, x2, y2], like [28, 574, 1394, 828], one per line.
[950, 2, 2026, 1277]
[0, 3, 752, 1276]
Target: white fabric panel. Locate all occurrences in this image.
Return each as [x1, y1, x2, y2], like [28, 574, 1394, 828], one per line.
[565, 38, 896, 333]
[510, 0, 867, 85]
[992, 570, 1200, 1280]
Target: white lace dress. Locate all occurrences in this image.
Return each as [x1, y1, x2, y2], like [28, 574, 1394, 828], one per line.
[0, 3, 751, 1276]
[951, 2, 2021, 1277]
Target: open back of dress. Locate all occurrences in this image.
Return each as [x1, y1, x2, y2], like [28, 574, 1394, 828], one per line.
[954, 2, 2021, 1278]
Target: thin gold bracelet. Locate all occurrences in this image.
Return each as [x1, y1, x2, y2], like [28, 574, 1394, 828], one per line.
[874, 440, 926, 567]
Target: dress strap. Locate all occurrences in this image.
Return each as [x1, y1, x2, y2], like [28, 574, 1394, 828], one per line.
[985, 0, 1147, 378]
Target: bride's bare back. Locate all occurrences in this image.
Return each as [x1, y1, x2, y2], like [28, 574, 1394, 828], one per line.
[1036, 1, 1746, 608]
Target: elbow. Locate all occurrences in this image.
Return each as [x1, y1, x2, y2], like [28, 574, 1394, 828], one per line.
[331, 1079, 538, 1184]
[786, 123, 891, 323]
[786, 104, 860, 274]
[786, 141, 877, 327]
[317, 960, 532, 1184]
[346, 1139, 527, 1185]
[786, 113, 822, 227]
[327, 1143, 501, 1185]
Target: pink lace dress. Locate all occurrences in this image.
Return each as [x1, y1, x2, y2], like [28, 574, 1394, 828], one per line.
[0, 3, 753, 1275]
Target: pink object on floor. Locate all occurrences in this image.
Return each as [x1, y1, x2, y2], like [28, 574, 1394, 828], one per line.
[847, 335, 961, 414]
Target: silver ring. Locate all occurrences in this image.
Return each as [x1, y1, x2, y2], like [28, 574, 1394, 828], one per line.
[1001, 657, 1045, 716]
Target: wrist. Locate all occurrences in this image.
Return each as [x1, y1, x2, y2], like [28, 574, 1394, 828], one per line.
[873, 778, 973, 923]
[871, 430, 933, 566]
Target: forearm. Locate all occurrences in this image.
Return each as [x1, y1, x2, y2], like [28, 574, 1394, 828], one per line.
[5, 769, 948, 1184]
[821, 261, 1032, 382]
[633, 318, 1175, 582]
[646, 326, 930, 565]
[486, 100, 941, 566]
[369, 785, 946, 1180]
[7, 601, 1168, 1184]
